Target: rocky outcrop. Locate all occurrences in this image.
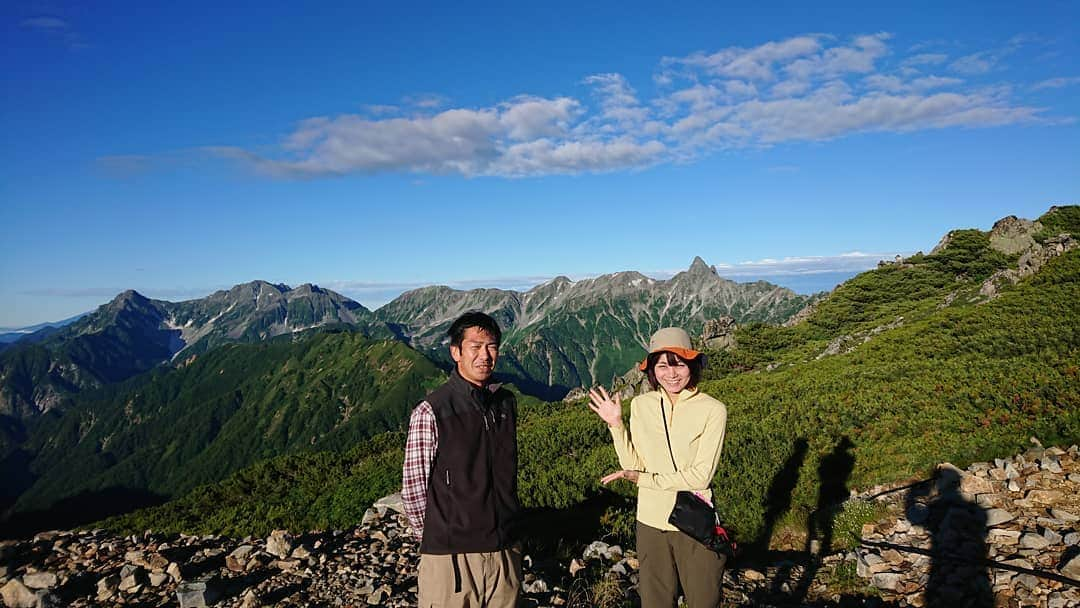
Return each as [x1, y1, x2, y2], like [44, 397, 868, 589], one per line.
[980, 234, 1077, 299]
[988, 216, 1041, 256]
[701, 316, 737, 351]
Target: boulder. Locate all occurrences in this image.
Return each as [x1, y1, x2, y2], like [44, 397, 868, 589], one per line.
[0, 579, 37, 608]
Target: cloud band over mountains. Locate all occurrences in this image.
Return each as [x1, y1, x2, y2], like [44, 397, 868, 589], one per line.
[195, 33, 1063, 179]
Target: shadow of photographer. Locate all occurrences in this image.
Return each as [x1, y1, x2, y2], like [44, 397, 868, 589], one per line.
[905, 465, 992, 608]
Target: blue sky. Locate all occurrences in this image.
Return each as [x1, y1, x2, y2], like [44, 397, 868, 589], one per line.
[2, 1, 1078, 327]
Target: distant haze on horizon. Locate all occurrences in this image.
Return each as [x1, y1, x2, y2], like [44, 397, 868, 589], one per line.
[3, 1, 1076, 327]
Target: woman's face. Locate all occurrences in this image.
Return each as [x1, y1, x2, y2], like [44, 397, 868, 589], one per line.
[653, 354, 691, 395]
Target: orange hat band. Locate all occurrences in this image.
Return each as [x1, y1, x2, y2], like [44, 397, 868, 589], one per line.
[637, 347, 703, 370]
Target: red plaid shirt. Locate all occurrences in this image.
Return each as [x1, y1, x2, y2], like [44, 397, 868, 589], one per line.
[402, 400, 437, 540]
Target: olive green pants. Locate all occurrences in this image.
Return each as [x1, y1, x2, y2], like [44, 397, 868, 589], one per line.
[636, 522, 726, 608]
[417, 547, 522, 608]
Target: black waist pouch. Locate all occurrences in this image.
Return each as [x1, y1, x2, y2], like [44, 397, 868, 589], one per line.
[668, 490, 738, 557]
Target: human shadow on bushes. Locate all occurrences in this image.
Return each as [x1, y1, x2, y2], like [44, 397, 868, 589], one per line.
[738, 438, 809, 596]
[789, 436, 856, 603]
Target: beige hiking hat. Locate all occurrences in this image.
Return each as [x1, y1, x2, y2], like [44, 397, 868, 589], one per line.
[637, 327, 703, 370]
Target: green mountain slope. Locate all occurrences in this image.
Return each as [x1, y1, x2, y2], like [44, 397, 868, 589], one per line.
[107, 207, 1080, 549]
[0, 283, 385, 455]
[3, 331, 443, 532]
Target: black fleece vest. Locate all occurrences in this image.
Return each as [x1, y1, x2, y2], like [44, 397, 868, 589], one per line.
[419, 370, 520, 554]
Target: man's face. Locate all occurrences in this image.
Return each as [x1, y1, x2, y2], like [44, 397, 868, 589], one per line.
[451, 326, 500, 386]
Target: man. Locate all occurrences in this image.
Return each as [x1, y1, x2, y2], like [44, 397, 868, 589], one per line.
[402, 311, 522, 607]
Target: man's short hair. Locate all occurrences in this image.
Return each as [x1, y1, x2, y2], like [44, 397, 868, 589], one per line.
[448, 311, 502, 347]
[644, 351, 703, 391]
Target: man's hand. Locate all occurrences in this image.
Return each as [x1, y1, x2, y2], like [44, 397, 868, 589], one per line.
[587, 386, 623, 428]
[600, 470, 640, 485]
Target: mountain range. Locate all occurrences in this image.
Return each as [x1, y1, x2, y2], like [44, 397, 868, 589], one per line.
[376, 256, 815, 396]
[3, 205, 1076, 540]
[0, 256, 814, 535]
[0, 257, 815, 430]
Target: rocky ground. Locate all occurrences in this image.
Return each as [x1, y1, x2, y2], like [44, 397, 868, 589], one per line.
[2, 444, 1078, 607]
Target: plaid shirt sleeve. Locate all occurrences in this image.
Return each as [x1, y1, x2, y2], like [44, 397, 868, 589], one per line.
[402, 400, 437, 540]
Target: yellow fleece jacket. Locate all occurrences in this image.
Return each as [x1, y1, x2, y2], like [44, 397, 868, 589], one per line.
[608, 387, 727, 531]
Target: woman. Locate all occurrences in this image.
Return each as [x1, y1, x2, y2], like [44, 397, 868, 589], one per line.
[588, 327, 728, 608]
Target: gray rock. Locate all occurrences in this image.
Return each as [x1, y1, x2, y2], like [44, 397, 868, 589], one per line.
[373, 493, 405, 515]
[1051, 508, 1079, 522]
[265, 530, 293, 559]
[985, 509, 1016, 526]
[1061, 554, 1080, 579]
[1019, 533, 1050, 550]
[524, 578, 550, 593]
[177, 579, 220, 608]
[1044, 529, 1064, 545]
[96, 574, 119, 601]
[871, 572, 903, 591]
[0, 579, 37, 608]
[21, 572, 57, 590]
[583, 541, 611, 560]
[1042, 457, 1063, 473]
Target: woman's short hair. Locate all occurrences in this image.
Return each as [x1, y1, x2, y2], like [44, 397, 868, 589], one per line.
[644, 350, 703, 391]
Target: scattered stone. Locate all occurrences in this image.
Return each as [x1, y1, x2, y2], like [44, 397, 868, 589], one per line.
[1019, 533, 1051, 550]
[21, 571, 57, 589]
[373, 493, 405, 516]
[2, 444, 1077, 608]
[871, 572, 903, 591]
[265, 530, 293, 560]
[1, 579, 37, 608]
[177, 578, 220, 608]
[985, 508, 1016, 526]
[568, 559, 586, 577]
[1061, 554, 1080, 579]
[1051, 508, 1079, 522]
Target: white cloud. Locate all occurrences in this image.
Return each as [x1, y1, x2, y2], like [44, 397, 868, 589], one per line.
[1032, 76, 1080, 90]
[903, 53, 948, 67]
[666, 35, 823, 81]
[864, 74, 962, 93]
[206, 33, 1049, 179]
[784, 33, 891, 81]
[950, 52, 995, 74]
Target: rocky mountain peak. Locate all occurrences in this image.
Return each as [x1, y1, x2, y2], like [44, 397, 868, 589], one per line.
[112, 289, 149, 306]
[688, 255, 714, 275]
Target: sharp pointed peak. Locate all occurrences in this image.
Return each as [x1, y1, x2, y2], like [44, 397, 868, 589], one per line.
[687, 256, 715, 274]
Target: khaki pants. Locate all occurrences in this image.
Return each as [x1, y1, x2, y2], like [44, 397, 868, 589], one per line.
[636, 522, 726, 608]
[418, 547, 522, 608]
